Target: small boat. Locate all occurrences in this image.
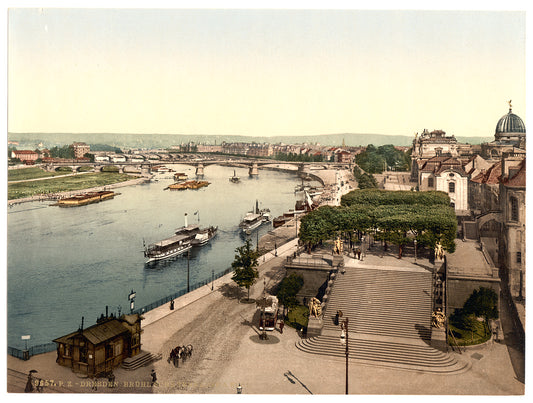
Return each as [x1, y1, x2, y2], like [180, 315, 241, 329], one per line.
[174, 172, 188, 181]
[229, 170, 240, 183]
[152, 165, 174, 173]
[190, 226, 218, 246]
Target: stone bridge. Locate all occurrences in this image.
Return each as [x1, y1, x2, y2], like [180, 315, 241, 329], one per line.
[42, 158, 347, 176]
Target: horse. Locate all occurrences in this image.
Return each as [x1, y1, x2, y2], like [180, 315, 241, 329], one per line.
[180, 345, 192, 361]
[168, 346, 182, 367]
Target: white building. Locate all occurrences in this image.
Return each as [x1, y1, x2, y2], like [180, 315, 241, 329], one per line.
[418, 156, 469, 211]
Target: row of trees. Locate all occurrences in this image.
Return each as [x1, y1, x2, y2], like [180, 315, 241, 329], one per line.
[355, 144, 411, 174]
[299, 189, 457, 258]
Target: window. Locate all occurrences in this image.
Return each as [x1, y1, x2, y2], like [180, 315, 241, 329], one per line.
[448, 182, 455, 193]
[516, 252, 522, 264]
[428, 177, 434, 187]
[511, 197, 519, 221]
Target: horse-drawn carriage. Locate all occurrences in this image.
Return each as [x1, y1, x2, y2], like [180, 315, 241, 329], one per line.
[168, 344, 194, 367]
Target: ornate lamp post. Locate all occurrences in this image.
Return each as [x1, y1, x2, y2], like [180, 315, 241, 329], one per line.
[128, 290, 136, 313]
[340, 318, 349, 394]
[414, 239, 418, 264]
[361, 236, 365, 262]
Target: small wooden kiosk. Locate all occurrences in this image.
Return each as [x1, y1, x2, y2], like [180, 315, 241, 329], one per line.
[53, 313, 142, 377]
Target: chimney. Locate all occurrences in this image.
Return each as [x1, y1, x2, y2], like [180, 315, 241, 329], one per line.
[106, 305, 108, 318]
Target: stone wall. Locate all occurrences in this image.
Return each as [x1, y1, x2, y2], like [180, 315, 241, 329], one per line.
[447, 276, 500, 313]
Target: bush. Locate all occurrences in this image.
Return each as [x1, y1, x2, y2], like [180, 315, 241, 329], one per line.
[286, 305, 309, 331]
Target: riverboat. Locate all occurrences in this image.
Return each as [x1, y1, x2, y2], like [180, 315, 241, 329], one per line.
[239, 200, 270, 234]
[175, 213, 217, 247]
[144, 213, 216, 263]
[144, 233, 192, 263]
[165, 180, 210, 190]
[272, 190, 317, 227]
[55, 191, 115, 207]
[229, 170, 240, 183]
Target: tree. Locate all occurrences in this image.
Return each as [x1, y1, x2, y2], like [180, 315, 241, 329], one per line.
[231, 239, 260, 301]
[462, 287, 499, 322]
[277, 273, 304, 313]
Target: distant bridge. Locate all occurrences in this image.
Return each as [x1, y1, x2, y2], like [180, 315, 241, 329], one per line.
[42, 156, 352, 176]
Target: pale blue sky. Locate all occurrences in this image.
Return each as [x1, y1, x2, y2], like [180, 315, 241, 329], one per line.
[7, 5, 527, 137]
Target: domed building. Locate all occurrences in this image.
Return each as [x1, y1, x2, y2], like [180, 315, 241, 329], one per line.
[482, 101, 526, 158]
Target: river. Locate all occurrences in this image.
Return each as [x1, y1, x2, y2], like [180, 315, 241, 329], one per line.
[7, 164, 315, 349]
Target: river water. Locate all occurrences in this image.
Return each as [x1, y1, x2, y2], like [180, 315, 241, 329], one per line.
[7, 164, 310, 349]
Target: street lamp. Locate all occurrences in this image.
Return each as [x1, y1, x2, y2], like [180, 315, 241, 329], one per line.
[360, 236, 365, 262]
[259, 278, 268, 340]
[414, 239, 418, 264]
[187, 249, 190, 292]
[128, 289, 136, 313]
[340, 318, 349, 394]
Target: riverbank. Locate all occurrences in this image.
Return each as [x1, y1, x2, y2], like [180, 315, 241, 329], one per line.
[7, 174, 152, 206]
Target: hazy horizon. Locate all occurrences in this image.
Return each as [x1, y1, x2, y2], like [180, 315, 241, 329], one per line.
[8, 7, 526, 138]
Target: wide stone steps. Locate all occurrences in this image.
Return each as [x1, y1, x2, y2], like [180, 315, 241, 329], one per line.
[295, 265, 469, 373]
[295, 335, 468, 373]
[323, 268, 433, 340]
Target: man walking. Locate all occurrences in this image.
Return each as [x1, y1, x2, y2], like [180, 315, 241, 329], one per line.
[151, 369, 158, 387]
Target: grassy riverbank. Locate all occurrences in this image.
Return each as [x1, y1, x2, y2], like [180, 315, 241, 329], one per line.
[8, 172, 138, 200]
[8, 166, 71, 181]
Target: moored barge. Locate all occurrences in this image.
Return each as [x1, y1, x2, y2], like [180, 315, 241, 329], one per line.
[166, 180, 210, 190]
[55, 191, 115, 207]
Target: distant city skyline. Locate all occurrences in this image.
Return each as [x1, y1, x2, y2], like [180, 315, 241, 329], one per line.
[7, 6, 526, 138]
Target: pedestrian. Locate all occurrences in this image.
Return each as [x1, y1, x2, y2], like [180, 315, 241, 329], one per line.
[150, 369, 158, 387]
[279, 319, 284, 334]
[170, 299, 174, 310]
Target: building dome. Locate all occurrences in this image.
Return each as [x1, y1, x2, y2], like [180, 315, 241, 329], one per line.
[495, 105, 526, 135]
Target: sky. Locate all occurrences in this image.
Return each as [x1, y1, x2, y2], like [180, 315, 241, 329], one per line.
[6, 2, 528, 138]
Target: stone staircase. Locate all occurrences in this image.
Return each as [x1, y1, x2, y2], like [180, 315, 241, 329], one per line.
[122, 350, 162, 371]
[296, 265, 469, 373]
[323, 266, 433, 339]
